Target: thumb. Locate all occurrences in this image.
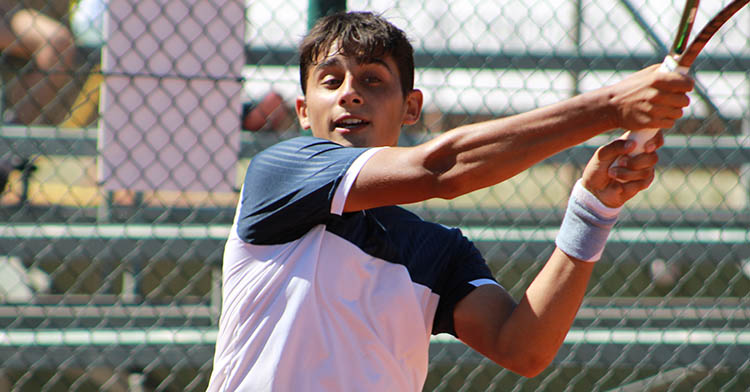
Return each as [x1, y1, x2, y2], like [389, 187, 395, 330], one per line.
[596, 138, 636, 166]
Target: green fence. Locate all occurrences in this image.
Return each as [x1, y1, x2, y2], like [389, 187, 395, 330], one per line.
[1, 0, 749, 390]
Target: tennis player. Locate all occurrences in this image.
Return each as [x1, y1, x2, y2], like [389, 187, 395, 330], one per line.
[207, 11, 693, 391]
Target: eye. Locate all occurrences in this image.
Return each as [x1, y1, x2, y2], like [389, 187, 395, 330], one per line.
[321, 75, 342, 88]
[362, 74, 382, 85]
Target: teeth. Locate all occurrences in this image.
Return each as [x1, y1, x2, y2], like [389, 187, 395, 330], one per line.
[336, 118, 367, 129]
[340, 119, 364, 125]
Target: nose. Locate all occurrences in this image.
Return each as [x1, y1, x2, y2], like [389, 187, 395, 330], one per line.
[338, 76, 363, 106]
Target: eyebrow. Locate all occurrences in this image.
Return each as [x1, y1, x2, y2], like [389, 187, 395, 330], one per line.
[313, 55, 393, 74]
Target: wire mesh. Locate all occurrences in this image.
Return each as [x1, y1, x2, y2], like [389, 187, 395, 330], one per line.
[0, 0, 748, 390]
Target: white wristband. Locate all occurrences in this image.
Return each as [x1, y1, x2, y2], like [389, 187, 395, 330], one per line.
[555, 180, 621, 262]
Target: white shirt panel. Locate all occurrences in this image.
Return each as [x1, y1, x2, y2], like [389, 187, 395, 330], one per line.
[208, 224, 438, 392]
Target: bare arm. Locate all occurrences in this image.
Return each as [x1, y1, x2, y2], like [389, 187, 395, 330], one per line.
[344, 65, 691, 212]
[452, 249, 594, 377]
[451, 134, 663, 377]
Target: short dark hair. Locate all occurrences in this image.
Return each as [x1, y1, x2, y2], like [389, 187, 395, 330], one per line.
[298, 11, 415, 97]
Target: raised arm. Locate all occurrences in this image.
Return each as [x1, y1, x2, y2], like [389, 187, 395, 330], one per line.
[344, 64, 691, 212]
[451, 133, 663, 377]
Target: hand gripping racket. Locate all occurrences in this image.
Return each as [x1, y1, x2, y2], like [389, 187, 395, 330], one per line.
[616, 0, 750, 159]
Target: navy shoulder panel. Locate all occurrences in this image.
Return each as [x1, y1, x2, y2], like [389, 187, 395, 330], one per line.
[237, 136, 369, 244]
[327, 206, 494, 335]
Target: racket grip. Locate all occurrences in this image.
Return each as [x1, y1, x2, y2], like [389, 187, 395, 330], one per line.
[618, 128, 659, 156]
[610, 56, 688, 177]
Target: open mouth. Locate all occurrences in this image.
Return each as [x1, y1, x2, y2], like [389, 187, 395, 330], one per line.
[335, 118, 369, 131]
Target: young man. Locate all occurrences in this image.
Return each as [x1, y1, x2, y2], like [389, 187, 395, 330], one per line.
[207, 11, 693, 391]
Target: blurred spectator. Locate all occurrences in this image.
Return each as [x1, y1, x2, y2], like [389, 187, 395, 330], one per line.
[0, 0, 76, 124]
[241, 91, 294, 132]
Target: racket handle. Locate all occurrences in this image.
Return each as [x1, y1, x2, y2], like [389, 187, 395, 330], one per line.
[618, 128, 659, 156]
[611, 56, 689, 176]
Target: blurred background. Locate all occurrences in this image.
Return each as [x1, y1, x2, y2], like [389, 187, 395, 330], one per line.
[0, 0, 748, 390]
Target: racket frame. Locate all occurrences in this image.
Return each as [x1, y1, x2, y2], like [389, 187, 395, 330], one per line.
[616, 0, 749, 164]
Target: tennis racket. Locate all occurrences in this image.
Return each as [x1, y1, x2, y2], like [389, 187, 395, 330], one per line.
[616, 0, 750, 158]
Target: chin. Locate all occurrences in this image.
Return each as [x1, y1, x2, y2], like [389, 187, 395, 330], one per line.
[338, 134, 371, 148]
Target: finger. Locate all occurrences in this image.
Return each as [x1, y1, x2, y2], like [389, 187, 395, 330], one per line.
[653, 72, 695, 93]
[635, 130, 664, 154]
[651, 105, 686, 121]
[632, 64, 661, 78]
[609, 165, 655, 183]
[658, 108, 685, 122]
[647, 130, 664, 150]
[646, 117, 680, 130]
[629, 107, 683, 130]
[620, 170, 656, 196]
[597, 139, 636, 164]
[652, 92, 691, 108]
[625, 151, 659, 170]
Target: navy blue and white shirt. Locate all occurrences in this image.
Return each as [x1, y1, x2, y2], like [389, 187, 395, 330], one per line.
[207, 136, 499, 392]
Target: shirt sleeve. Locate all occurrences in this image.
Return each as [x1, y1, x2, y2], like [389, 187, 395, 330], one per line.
[236, 137, 370, 245]
[355, 207, 500, 337]
[430, 226, 500, 336]
[330, 147, 385, 215]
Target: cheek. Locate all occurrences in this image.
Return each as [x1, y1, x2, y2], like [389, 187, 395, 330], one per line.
[307, 99, 331, 122]
[384, 100, 409, 123]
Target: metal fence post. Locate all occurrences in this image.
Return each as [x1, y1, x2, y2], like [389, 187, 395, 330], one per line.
[308, 0, 347, 30]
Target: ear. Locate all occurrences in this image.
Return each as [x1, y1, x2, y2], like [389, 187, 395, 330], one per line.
[295, 95, 311, 130]
[402, 89, 423, 126]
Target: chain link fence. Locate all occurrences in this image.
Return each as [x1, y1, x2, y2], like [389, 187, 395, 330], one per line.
[1, 0, 749, 390]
